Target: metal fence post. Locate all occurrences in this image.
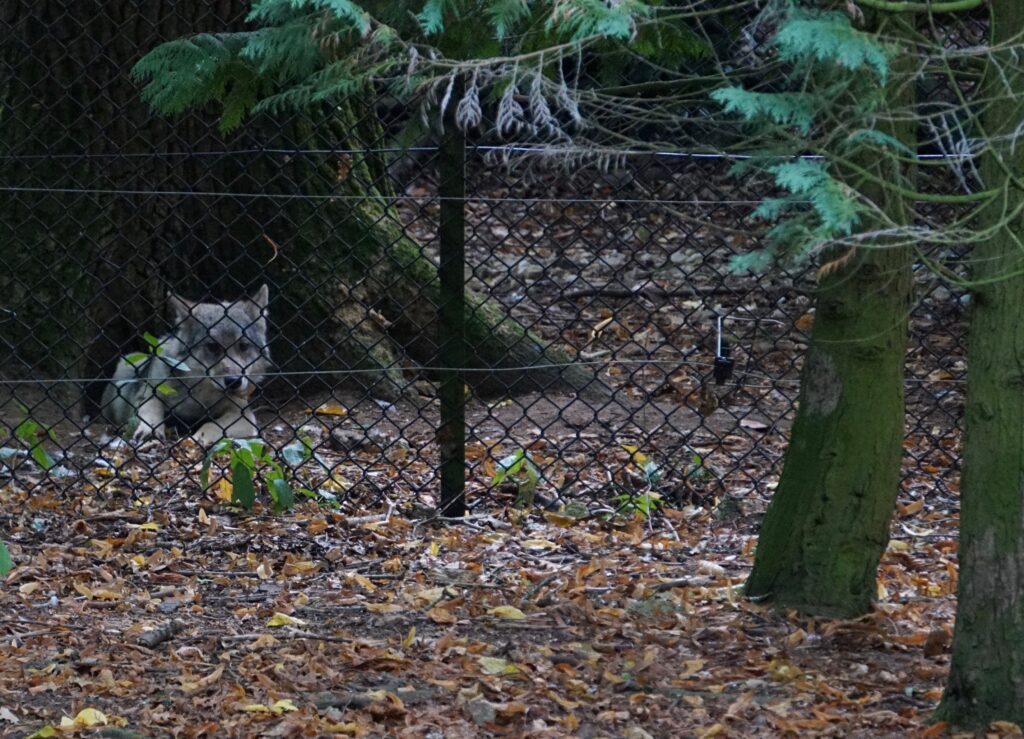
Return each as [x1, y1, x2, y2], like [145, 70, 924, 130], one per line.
[437, 76, 467, 517]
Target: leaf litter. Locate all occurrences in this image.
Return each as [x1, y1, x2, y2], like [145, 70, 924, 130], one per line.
[0, 453, 967, 737]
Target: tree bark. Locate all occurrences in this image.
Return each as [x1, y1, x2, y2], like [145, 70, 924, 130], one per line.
[936, 0, 1024, 726]
[744, 17, 915, 617]
[0, 1, 595, 415]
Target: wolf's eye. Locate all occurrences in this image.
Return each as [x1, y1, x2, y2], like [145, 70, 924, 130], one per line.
[201, 340, 221, 355]
[238, 340, 253, 353]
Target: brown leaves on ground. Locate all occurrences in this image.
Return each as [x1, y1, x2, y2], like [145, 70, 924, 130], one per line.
[0, 467, 987, 738]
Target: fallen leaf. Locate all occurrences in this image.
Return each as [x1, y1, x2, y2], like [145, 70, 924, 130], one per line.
[478, 656, 519, 675]
[60, 708, 110, 728]
[426, 607, 458, 624]
[739, 418, 770, 432]
[521, 539, 557, 550]
[266, 613, 306, 627]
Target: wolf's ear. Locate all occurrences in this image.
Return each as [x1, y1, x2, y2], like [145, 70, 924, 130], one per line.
[250, 283, 270, 314]
[167, 293, 195, 325]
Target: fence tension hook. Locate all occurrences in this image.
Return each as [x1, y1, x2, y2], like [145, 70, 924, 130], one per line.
[713, 314, 734, 386]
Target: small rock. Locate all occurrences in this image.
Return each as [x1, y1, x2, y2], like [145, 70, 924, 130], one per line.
[513, 260, 544, 280]
[624, 728, 654, 739]
[330, 427, 375, 452]
[158, 599, 181, 615]
[598, 251, 628, 269]
[463, 697, 497, 725]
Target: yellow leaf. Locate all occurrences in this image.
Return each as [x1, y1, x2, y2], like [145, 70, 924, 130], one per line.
[426, 607, 458, 624]
[429, 541, 440, 557]
[402, 626, 416, 648]
[349, 573, 376, 593]
[521, 539, 557, 551]
[281, 560, 319, 576]
[19, 581, 42, 596]
[680, 659, 705, 678]
[242, 704, 271, 713]
[28, 726, 58, 738]
[478, 656, 519, 675]
[129, 522, 160, 531]
[270, 699, 298, 714]
[412, 587, 446, 606]
[365, 603, 404, 614]
[621, 444, 649, 466]
[312, 403, 348, 417]
[73, 582, 93, 598]
[216, 478, 233, 501]
[487, 606, 526, 620]
[182, 665, 225, 693]
[66, 708, 109, 727]
[769, 659, 800, 682]
[266, 612, 306, 628]
[542, 512, 577, 528]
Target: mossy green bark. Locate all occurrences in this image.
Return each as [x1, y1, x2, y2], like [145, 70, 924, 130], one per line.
[745, 246, 912, 617]
[936, 0, 1024, 726]
[745, 16, 915, 617]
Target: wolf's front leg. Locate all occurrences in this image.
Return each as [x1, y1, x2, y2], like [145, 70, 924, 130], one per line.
[132, 396, 167, 443]
[194, 407, 258, 446]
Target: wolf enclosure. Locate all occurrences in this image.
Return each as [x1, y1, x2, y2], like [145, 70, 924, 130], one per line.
[0, 0, 962, 512]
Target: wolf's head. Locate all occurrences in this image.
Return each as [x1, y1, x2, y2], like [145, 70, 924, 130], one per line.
[168, 284, 271, 397]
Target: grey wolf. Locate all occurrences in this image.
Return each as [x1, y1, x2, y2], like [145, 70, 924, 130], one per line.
[101, 285, 271, 445]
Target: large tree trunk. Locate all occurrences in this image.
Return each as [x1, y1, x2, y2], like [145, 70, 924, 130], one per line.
[936, 0, 1024, 726]
[0, 1, 594, 416]
[744, 18, 915, 618]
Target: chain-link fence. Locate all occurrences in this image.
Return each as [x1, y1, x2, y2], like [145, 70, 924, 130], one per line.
[0, 1, 967, 518]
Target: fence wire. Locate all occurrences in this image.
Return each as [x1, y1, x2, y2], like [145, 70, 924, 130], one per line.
[0, 1, 968, 519]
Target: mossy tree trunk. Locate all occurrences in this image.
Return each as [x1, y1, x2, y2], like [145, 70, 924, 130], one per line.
[0, 1, 594, 414]
[744, 18, 915, 618]
[936, 0, 1024, 726]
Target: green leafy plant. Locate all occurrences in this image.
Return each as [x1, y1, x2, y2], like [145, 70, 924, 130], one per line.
[201, 437, 311, 512]
[119, 332, 194, 438]
[685, 450, 709, 482]
[123, 331, 190, 396]
[0, 541, 11, 577]
[611, 489, 664, 518]
[491, 449, 541, 508]
[13, 412, 57, 471]
[609, 444, 669, 519]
